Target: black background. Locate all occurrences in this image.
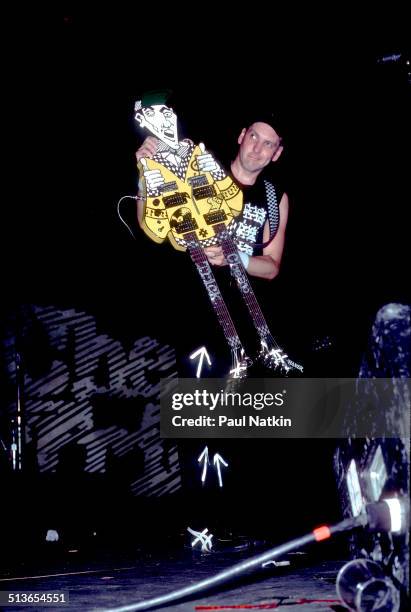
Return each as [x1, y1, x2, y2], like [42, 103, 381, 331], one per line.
[6, 9, 408, 362]
[1, 8, 410, 552]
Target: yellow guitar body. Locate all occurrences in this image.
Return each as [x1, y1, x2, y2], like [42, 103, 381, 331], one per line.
[138, 145, 243, 251]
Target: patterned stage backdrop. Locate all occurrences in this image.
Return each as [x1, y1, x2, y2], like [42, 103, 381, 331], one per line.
[1, 304, 180, 497]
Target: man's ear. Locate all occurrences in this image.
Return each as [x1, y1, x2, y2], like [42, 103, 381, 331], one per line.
[238, 128, 246, 145]
[271, 144, 283, 163]
[135, 112, 144, 127]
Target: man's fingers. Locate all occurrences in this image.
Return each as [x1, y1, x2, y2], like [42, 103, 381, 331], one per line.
[204, 245, 227, 266]
[136, 137, 159, 161]
[145, 141, 159, 156]
[137, 146, 155, 159]
[205, 247, 223, 257]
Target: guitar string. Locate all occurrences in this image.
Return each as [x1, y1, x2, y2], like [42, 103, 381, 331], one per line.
[186, 233, 244, 355]
[187, 248, 242, 347]
[214, 224, 281, 351]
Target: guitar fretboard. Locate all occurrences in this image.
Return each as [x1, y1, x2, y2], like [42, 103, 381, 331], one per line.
[186, 232, 243, 353]
[214, 224, 280, 351]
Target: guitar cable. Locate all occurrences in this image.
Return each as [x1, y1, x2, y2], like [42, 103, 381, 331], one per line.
[116, 195, 138, 240]
[100, 497, 408, 612]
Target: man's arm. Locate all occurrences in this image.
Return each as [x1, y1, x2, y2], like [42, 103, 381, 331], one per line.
[136, 195, 144, 227]
[249, 192, 289, 280]
[136, 136, 159, 162]
[205, 192, 289, 280]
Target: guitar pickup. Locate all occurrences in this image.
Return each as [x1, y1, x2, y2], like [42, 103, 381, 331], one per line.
[204, 210, 227, 224]
[171, 219, 199, 234]
[188, 175, 209, 188]
[163, 192, 190, 208]
[159, 181, 178, 193]
[192, 185, 216, 200]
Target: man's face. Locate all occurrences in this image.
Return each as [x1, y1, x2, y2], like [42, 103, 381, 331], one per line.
[238, 122, 283, 173]
[136, 104, 179, 149]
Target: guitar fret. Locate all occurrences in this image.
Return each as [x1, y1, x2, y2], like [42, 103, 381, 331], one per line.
[187, 239, 243, 351]
[214, 227, 280, 349]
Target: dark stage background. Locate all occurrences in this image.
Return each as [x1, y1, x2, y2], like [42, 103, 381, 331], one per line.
[1, 11, 409, 558]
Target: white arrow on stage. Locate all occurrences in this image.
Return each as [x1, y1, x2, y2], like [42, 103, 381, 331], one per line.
[198, 445, 210, 483]
[213, 452, 229, 488]
[189, 346, 212, 378]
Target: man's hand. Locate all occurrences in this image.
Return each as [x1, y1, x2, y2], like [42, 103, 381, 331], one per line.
[136, 136, 160, 162]
[204, 246, 227, 266]
[197, 142, 224, 174]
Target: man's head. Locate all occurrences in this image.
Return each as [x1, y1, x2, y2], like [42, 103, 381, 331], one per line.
[236, 120, 283, 175]
[134, 89, 179, 150]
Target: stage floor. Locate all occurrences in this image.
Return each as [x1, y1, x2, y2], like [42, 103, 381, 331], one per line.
[0, 543, 347, 611]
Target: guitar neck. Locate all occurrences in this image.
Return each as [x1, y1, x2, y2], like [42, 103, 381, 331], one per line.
[213, 224, 274, 343]
[185, 233, 243, 352]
